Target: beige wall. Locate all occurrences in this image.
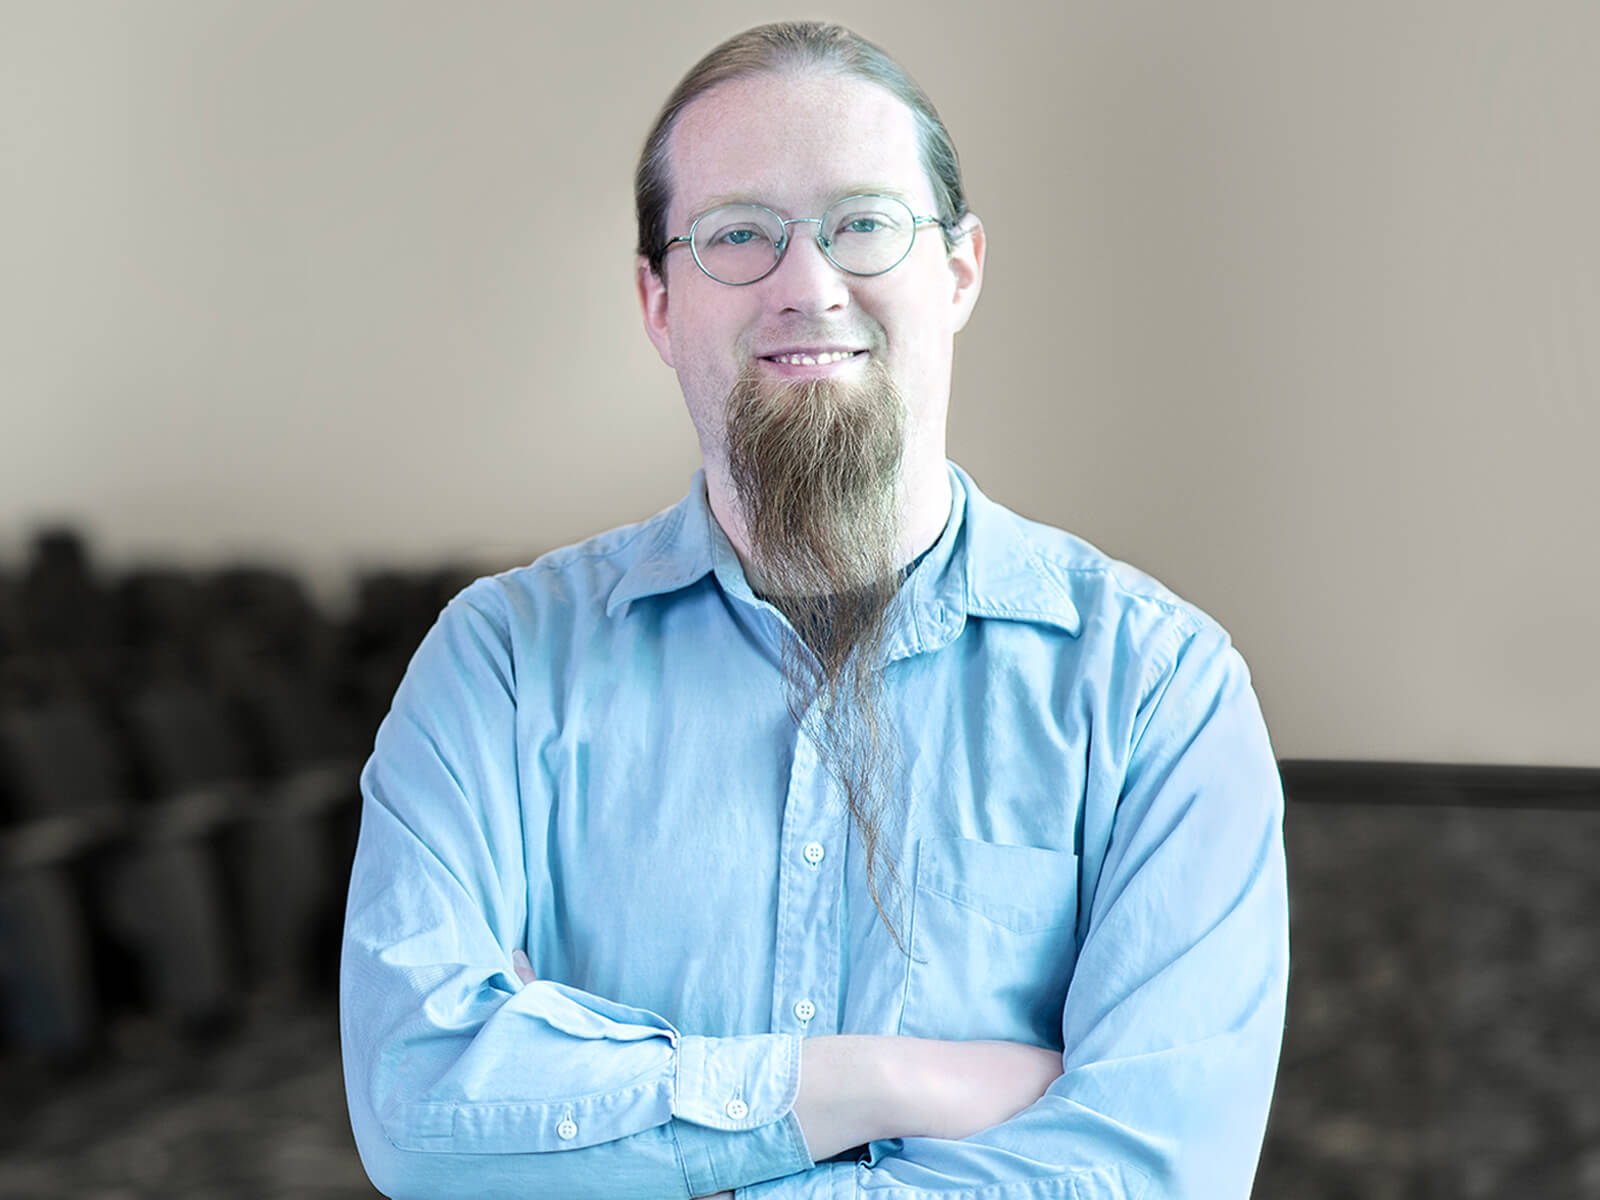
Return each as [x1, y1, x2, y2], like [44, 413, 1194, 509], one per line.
[3, 1, 1596, 765]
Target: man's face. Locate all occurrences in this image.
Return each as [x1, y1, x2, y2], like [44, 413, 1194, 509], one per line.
[637, 70, 984, 477]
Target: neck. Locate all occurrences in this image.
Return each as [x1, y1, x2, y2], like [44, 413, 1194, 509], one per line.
[704, 450, 952, 590]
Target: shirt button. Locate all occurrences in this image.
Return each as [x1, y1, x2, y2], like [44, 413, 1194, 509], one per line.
[725, 1098, 749, 1121]
[802, 841, 825, 866]
[793, 998, 816, 1023]
[556, 1117, 578, 1140]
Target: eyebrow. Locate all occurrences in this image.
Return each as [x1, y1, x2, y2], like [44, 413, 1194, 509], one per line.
[688, 186, 918, 216]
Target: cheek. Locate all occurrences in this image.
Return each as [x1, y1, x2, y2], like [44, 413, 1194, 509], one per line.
[884, 261, 958, 336]
[883, 293, 953, 363]
[879, 292, 957, 404]
[667, 313, 741, 411]
[669, 295, 751, 364]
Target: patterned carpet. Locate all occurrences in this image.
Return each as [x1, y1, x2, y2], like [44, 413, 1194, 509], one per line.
[1256, 800, 1600, 1200]
[2, 799, 1595, 1199]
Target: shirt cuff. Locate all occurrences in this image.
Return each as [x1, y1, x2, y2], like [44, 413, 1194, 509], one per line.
[674, 1110, 814, 1197]
[672, 1033, 802, 1128]
[737, 1159, 857, 1199]
[671, 1033, 811, 1195]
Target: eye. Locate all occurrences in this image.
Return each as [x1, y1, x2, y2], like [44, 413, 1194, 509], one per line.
[705, 224, 775, 248]
[828, 209, 901, 240]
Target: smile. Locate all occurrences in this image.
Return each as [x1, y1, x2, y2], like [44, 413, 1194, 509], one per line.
[760, 349, 868, 366]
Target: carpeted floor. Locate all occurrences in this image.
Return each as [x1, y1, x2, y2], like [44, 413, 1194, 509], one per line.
[2, 799, 1595, 1199]
[1256, 800, 1599, 1200]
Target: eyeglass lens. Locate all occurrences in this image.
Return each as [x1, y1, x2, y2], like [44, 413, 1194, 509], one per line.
[691, 195, 918, 284]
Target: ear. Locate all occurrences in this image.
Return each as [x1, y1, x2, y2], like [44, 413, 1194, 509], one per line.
[636, 255, 675, 367]
[946, 213, 986, 334]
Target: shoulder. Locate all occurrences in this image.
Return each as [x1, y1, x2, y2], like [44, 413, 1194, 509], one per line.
[977, 502, 1263, 759]
[961, 472, 1223, 662]
[1035, 517, 1212, 639]
[445, 499, 693, 633]
[956, 470, 1253, 725]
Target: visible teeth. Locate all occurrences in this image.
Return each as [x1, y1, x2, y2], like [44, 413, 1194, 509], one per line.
[771, 350, 857, 365]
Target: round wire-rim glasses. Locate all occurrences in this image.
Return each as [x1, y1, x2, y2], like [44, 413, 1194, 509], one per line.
[659, 193, 948, 286]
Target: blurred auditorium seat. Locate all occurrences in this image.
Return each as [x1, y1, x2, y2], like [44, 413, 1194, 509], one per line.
[0, 532, 485, 1074]
[121, 678, 333, 998]
[0, 691, 116, 1060]
[0, 693, 234, 1055]
[19, 529, 114, 669]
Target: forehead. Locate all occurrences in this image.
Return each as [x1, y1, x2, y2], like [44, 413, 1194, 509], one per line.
[667, 71, 930, 221]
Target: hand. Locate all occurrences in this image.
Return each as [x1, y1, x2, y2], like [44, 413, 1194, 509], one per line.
[512, 950, 537, 984]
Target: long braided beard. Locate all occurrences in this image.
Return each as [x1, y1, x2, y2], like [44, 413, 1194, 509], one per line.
[724, 360, 912, 952]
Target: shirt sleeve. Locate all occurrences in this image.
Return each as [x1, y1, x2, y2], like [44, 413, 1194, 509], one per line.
[340, 592, 815, 1199]
[739, 622, 1289, 1200]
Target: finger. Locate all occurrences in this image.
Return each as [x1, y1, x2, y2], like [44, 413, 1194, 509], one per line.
[511, 949, 537, 985]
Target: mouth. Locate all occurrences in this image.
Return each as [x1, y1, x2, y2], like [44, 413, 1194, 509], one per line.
[756, 348, 870, 376]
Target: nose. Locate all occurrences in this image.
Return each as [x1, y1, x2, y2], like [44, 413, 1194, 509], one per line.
[765, 219, 851, 316]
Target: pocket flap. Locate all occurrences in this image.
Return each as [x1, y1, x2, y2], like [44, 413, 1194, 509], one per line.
[916, 837, 1078, 933]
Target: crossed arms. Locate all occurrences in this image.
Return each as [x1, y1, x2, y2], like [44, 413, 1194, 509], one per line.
[516, 951, 1064, 1198]
[340, 590, 1287, 1199]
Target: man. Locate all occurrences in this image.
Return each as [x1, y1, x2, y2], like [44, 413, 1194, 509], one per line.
[341, 21, 1287, 1200]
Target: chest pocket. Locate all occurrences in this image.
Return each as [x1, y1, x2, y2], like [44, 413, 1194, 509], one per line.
[898, 837, 1080, 1048]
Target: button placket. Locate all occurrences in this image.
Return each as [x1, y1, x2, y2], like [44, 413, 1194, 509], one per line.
[772, 729, 844, 1036]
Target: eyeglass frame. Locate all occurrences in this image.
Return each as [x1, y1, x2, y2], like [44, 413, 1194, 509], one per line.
[658, 193, 953, 286]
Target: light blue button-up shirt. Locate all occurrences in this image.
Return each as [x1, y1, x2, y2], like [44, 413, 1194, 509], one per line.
[341, 463, 1287, 1200]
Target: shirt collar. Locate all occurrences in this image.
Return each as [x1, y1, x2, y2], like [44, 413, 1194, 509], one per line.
[603, 474, 718, 617]
[881, 463, 1081, 659]
[953, 462, 1081, 637]
[606, 463, 1081, 641]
